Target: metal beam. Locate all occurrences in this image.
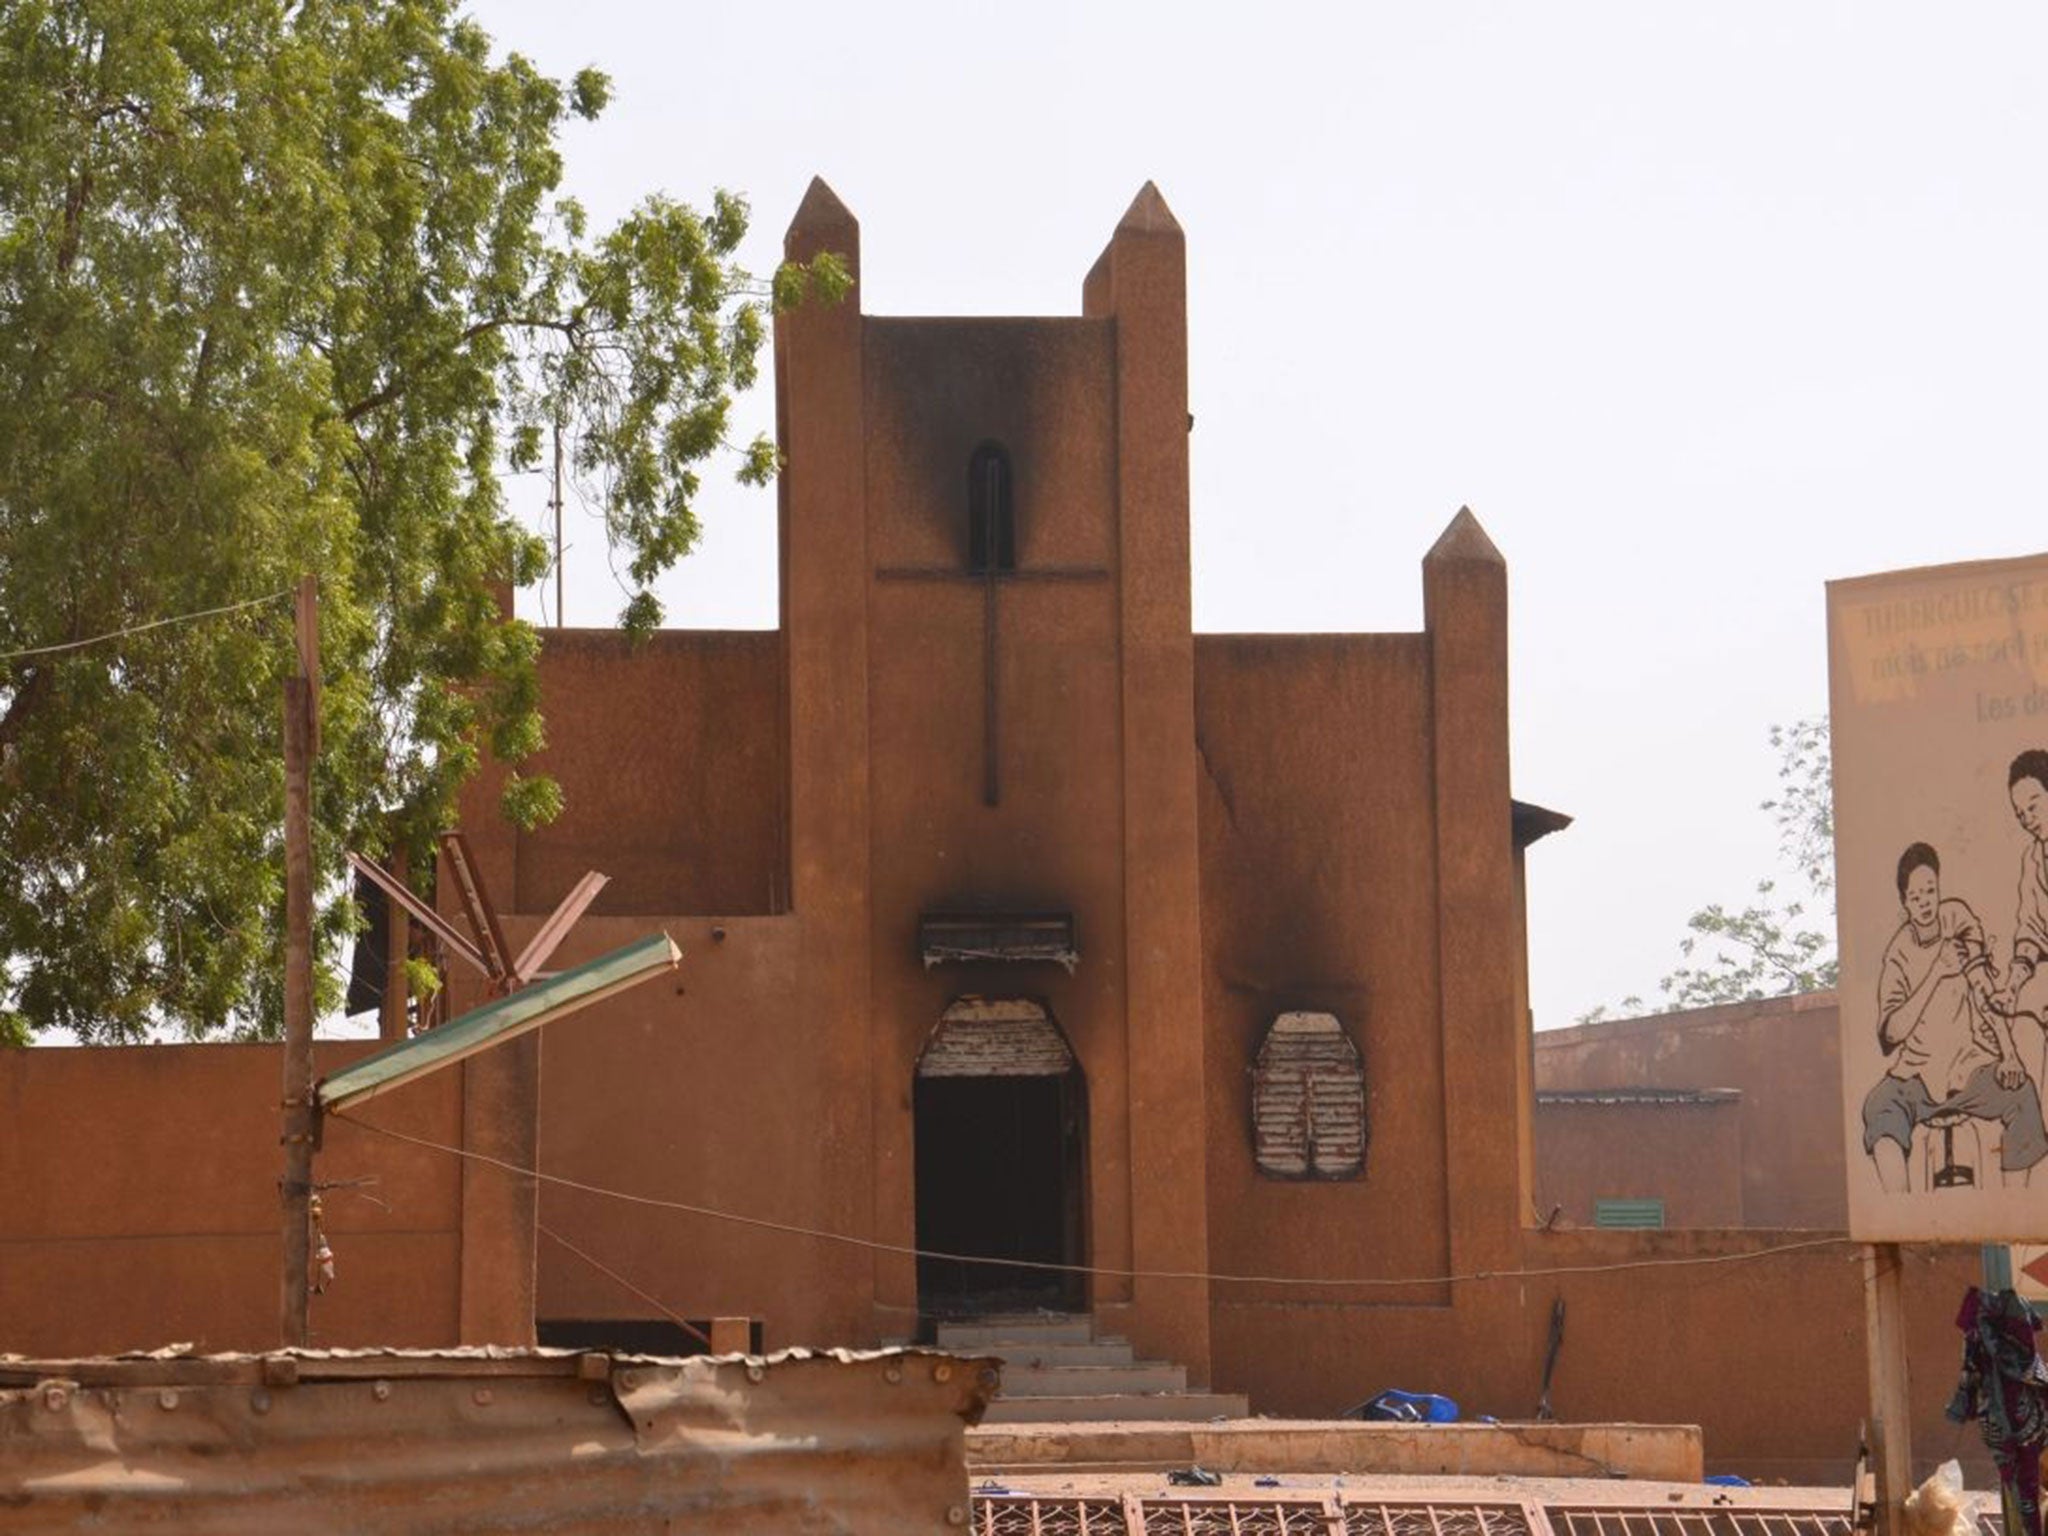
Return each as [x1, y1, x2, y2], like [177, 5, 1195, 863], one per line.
[346, 852, 489, 978]
[513, 871, 610, 985]
[318, 932, 680, 1113]
[438, 830, 513, 986]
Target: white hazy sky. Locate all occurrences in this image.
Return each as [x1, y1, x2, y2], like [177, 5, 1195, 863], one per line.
[477, 0, 2048, 1031]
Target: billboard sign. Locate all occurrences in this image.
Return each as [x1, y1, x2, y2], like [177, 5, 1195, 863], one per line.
[1831, 556, 2048, 1241]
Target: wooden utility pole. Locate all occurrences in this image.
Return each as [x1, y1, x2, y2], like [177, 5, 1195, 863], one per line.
[1863, 1242, 1912, 1536]
[280, 574, 319, 1346]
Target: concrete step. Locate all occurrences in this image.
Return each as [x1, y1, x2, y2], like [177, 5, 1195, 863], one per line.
[997, 1362, 1187, 1398]
[965, 1420, 1703, 1480]
[937, 1316, 1094, 1349]
[981, 1340, 1135, 1368]
[980, 1392, 1251, 1424]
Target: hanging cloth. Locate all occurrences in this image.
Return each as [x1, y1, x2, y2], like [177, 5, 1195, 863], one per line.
[1947, 1286, 2048, 1536]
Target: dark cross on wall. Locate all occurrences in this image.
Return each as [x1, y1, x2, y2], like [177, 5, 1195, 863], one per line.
[876, 453, 1106, 806]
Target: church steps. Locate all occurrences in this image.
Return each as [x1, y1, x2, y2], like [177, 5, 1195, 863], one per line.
[936, 1314, 1242, 1423]
[987, 1362, 1187, 1397]
[935, 1317, 1097, 1349]
[973, 1341, 1136, 1368]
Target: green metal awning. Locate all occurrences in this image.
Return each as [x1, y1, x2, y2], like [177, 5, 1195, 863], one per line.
[318, 931, 680, 1113]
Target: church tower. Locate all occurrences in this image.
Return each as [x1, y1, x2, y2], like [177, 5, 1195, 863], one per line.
[778, 180, 1213, 1372]
[446, 179, 1537, 1418]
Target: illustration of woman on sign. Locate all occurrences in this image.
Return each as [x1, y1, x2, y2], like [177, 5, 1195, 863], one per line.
[1861, 841, 2047, 1193]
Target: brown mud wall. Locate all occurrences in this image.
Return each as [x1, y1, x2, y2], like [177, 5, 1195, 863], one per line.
[510, 630, 785, 918]
[1212, 1230, 1984, 1486]
[1536, 995, 1846, 1229]
[0, 1041, 466, 1355]
[1534, 1098, 1745, 1228]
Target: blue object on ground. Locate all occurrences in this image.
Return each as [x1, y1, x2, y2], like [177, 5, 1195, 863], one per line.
[1705, 1475, 1752, 1488]
[1354, 1389, 1460, 1423]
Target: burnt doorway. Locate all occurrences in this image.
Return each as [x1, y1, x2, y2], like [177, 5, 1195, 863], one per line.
[914, 999, 1086, 1316]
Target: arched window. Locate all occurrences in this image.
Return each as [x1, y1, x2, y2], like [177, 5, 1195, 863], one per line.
[967, 443, 1015, 573]
[917, 997, 1074, 1078]
[1251, 1012, 1367, 1180]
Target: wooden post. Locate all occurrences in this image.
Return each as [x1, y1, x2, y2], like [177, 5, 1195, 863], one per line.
[280, 574, 319, 1346]
[1863, 1242, 1913, 1536]
[380, 844, 410, 1043]
[709, 1317, 753, 1355]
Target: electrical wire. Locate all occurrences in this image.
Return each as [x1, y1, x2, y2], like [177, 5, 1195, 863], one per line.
[0, 589, 295, 663]
[537, 1223, 711, 1348]
[333, 1109, 1855, 1292]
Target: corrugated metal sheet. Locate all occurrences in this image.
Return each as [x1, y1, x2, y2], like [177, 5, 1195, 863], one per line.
[0, 1346, 997, 1534]
[1252, 1012, 1367, 1180]
[920, 998, 1076, 1079]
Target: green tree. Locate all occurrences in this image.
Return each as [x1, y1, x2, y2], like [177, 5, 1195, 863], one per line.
[0, 0, 847, 1043]
[1578, 718, 1836, 1023]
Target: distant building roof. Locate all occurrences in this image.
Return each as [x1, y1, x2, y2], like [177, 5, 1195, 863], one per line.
[1534, 989, 1839, 1050]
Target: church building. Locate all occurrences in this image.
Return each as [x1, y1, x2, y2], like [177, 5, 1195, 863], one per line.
[0, 181, 1985, 1472]
[443, 178, 1564, 1406]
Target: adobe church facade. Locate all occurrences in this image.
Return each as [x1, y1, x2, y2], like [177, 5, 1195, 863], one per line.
[446, 179, 1558, 1394]
[1, 182, 1991, 1471]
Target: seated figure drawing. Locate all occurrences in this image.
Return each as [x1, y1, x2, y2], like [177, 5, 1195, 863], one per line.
[1861, 841, 2047, 1192]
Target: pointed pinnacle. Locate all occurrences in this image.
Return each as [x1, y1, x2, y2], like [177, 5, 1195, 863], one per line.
[1424, 507, 1505, 567]
[787, 176, 858, 243]
[1116, 181, 1182, 238]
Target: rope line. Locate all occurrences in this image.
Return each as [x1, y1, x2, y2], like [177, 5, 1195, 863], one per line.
[335, 1110, 1855, 1291]
[0, 589, 294, 663]
[537, 1222, 711, 1348]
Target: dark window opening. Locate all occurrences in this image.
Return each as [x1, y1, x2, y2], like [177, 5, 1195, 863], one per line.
[967, 443, 1015, 573]
[536, 1317, 764, 1357]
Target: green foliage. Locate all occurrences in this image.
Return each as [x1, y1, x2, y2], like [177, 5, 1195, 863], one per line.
[1577, 717, 1837, 1024]
[1760, 717, 1833, 898]
[0, 0, 837, 1041]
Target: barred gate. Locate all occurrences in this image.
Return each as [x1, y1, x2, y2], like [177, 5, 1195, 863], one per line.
[972, 1497, 1870, 1536]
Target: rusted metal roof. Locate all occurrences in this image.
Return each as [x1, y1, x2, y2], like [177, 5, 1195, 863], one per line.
[1, 1346, 998, 1532]
[920, 997, 1078, 1078]
[1253, 1012, 1367, 1180]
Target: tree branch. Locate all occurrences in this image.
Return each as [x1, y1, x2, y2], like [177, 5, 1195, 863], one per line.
[0, 666, 49, 751]
[339, 314, 583, 424]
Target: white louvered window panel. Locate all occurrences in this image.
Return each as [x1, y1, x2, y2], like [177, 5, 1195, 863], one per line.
[1252, 1011, 1366, 1180]
[918, 998, 1076, 1078]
